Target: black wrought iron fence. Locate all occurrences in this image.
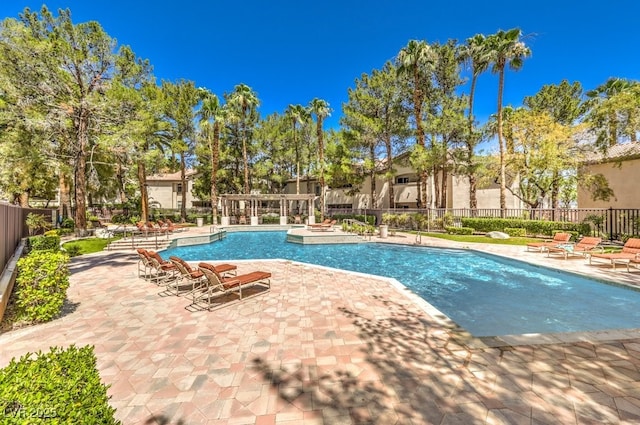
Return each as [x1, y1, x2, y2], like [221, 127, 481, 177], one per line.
[327, 207, 640, 242]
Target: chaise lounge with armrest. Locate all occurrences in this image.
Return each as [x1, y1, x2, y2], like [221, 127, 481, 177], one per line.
[526, 232, 572, 252]
[168, 256, 237, 298]
[193, 263, 271, 310]
[589, 238, 640, 270]
[308, 219, 337, 232]
[546, 236, 603, 260]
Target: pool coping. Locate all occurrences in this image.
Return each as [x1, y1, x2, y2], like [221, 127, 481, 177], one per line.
[162, 229, 640, 348]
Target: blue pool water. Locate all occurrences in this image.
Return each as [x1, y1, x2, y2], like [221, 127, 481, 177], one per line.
[163, 231, 640, 337]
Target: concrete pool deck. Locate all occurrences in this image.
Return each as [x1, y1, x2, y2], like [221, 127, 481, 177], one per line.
[2, 227, 640, 424]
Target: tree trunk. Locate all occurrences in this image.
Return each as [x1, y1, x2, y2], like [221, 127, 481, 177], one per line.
[432, 165, 440, 209]
[369, 145, 377, 208]
[242, 114, 250, 195]
[318, 117, 325, 221]
[74, 110, 89, 235]
[211, 123, 220, 225]
[441, 166, 448, 208]
[58, 171, 71, 220]
[413, 68, 424, 209]
[138, 160, 148, 223]
[468, 74, 478, 212]
[180, 153, 187, 222]
[469, 174, 478, 211]
[386, 136, 395, 210]
[497, 67, 507, 216]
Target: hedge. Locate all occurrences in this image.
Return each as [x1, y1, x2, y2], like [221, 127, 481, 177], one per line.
[331, 213, 376, 226]
[460, 218, 590, 237]
[28, 235, 61, 251]
[15, 250, 70, 323]
[0, 345, 120, 424]
[445, 226, 474, 235]
[504, 227, 527, 237]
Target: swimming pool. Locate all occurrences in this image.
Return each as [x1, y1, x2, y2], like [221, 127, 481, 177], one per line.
[163, 231, 640, 337]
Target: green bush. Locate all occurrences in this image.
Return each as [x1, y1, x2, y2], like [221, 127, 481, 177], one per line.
[504, 227, 527, 237]
[0, 345, 120, 424]
[60, 217, 75, 229]
[25, 213, 51, 236]
[63, 244, 82, 257]
[331, 213, 375, 226]
[261, 214, 280, 224]
[445, 226, 474, 235]
[28, 235, 61, 251]
[461, 217, 590, 237]
[15, 250, 70, 323]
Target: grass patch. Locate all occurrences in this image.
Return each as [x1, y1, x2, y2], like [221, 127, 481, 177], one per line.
[413, 232, 541, 246]
[62, 237, 121, 256]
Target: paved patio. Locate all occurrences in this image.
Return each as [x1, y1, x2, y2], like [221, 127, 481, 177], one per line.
[2, 229, 640, 424]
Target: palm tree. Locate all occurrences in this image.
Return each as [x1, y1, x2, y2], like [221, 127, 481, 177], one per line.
[309, 98, 331, 220]
[229, 84, 259, 195]
[459, 33, 490, 210]
[199, 90, 226, 225]
[486, 28, 531, 214]
[396, 40, 436, 208]
[285, 104, 311, 195]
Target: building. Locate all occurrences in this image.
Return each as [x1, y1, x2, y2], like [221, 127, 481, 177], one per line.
[146, 170, 198, 210]
[577, 141, 640, 209]
[283, 153, 522, 211]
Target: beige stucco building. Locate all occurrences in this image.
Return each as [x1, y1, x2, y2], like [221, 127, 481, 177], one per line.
[283, 155, 522, 211]
[146, 170, 198, 209]
[577, 142, 640, 209]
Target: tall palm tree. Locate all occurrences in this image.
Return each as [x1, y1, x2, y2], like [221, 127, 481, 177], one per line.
[285, 104, 311, 195]
[486, 28, 531, 214]
[459, 33, 490, 210]
[229, 84, 259, 195]
[309, 98, 331, 220]
[397, 40, 436, 208]
[199, 91, 225, 224]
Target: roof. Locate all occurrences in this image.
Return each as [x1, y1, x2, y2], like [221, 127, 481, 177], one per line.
[583, 141, 640, 164]
[147, 169, 198, 181]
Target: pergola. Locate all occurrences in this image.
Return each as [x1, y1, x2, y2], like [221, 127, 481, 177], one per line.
[219, 194, 317, 226]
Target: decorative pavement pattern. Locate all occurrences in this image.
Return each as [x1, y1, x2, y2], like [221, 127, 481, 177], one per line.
[2, 230, 640, 424]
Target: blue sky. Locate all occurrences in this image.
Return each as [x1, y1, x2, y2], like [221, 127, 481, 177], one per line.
[2, 1, 640, 133]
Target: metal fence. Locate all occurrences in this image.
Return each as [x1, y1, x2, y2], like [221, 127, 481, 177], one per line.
[0, 203, 54, 275]
[327, 207, 640, 242]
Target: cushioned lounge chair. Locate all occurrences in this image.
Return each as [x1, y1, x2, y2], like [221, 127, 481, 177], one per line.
[308, 219, 337, 232]
[546, 236, 603, 260]
[136, 248, 152, 279]
[526, 232, 572, 252]
[589, 238, 640, 270]
[193, 263, 271, 310]
[146, 250, 179, 285]
[168, 256, 237, 298]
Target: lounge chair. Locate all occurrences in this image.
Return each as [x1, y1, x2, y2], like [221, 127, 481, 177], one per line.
[168, 256, 236, 298]
[589, 238, 640, 270]
[546, 236, 603, 260]
[308, 219, 337, 232]
[145, 250, 179, 285]
[628, 256, 640, 272]
[136, 248, 152, 279]
[193, 263, 271, 310]
[526, 232, 572, 252]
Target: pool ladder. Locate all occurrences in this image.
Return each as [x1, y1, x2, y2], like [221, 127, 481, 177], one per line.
[415, 231, 422, 245]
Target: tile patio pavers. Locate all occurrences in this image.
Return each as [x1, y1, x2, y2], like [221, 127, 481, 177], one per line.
[2, 231, 640, 424]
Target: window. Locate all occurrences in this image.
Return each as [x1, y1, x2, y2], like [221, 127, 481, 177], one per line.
[396, 177, 409, 184]
[315, 185, 320, 196]
[176, 183, 182, 194]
